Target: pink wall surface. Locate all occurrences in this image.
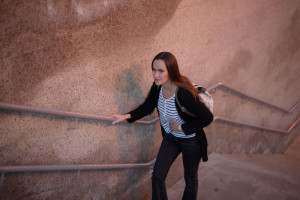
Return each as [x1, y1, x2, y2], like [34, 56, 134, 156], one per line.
[0, 0, 299, 199]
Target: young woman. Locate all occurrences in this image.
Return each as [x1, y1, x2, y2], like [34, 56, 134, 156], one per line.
[112, 52, 213, 200]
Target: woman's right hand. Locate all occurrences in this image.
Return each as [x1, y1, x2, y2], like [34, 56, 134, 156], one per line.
[111, 114, 131, 125]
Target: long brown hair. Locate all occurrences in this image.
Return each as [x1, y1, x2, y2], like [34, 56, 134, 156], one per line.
[152, 52, 199, 100]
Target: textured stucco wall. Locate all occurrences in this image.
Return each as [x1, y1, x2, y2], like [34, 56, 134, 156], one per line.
[0, 0, 300, 199]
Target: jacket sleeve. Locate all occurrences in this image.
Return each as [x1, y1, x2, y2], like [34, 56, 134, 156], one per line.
[178, 88, 214, 134]
[127, 82, 159, 123]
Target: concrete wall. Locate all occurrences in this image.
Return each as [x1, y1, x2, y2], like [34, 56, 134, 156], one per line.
[0, 0, 299, 199]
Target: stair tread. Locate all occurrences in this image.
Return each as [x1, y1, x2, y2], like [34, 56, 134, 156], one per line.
[167, 153, 300, 200]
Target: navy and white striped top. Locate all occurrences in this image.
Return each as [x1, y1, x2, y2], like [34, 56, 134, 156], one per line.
[158, 87, 196, 138]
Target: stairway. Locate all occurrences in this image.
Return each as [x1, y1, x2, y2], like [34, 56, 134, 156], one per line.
[167, 136, 300, 200]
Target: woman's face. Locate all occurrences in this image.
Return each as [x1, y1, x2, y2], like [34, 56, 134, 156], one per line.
[152, 59, 170, 86]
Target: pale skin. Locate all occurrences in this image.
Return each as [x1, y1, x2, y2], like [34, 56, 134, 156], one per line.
[111, 59, 182, 132]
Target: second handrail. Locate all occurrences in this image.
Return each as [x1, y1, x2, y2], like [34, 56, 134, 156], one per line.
[0, 116, 299, 175]
[208, 83, 299, 113]
[0, 158, 156, 173]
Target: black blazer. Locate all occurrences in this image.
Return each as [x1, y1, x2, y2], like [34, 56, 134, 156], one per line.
[127, 82, 213, 161]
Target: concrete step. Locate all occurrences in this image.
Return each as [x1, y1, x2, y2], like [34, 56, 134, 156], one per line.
[167, 153, 300, 200]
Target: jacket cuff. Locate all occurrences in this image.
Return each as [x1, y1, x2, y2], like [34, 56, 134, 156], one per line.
[126, 111, 137, 123]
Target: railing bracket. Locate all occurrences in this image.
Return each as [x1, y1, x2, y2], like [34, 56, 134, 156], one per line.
[222, 89, 230, 97]
[241, 97, 248, 104]
[220, 122, 227, 128]
[126, 169, 134, 177]
[210, 88, 217, 94]
[70, 170, 80, 182]
[149, 124, 156, 132]
[0, 172, 4, 185]
[67, 118, 78, 131]
[127, 125, 134, 134]
[148, 166, 154, 172]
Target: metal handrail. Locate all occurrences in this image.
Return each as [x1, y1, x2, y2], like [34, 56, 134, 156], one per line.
[0, 116, 299, 177]
[0, 102, 157, 125]
[0, 158, 156, 184]
[214, 116, 300, 134]
[0, 83, 298, 123]
[0, 83, 299, 125]
[207, 83, 300, 113]
[0, 83, 299, 182]
[0, 158, 156, 173]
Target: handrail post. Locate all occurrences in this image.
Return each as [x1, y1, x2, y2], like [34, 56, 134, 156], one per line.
[70, 170, 80, 182]
[67, 118, 78, 130]
[0, 173, 4, 185]
[126, 169, 134, 177]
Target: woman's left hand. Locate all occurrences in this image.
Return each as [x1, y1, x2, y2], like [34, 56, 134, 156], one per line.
[169, 123, 182, 132]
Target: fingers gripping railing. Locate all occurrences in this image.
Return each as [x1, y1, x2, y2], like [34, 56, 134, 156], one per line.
[0, 82, 299, 183]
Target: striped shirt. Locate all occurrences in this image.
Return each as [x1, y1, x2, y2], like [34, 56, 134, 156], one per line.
[158, 87, 196, 138]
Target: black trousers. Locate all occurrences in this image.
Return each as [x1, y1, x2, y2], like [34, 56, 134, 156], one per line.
[152, 133, 202, 200]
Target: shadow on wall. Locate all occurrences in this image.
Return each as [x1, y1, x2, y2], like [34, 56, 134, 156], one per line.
[0, 0, 182, 104]
[267, 10, 300, 84]
[216, 48, 253, 86]
[213, 9, 300, 87]
[114, 66, 156, 198]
